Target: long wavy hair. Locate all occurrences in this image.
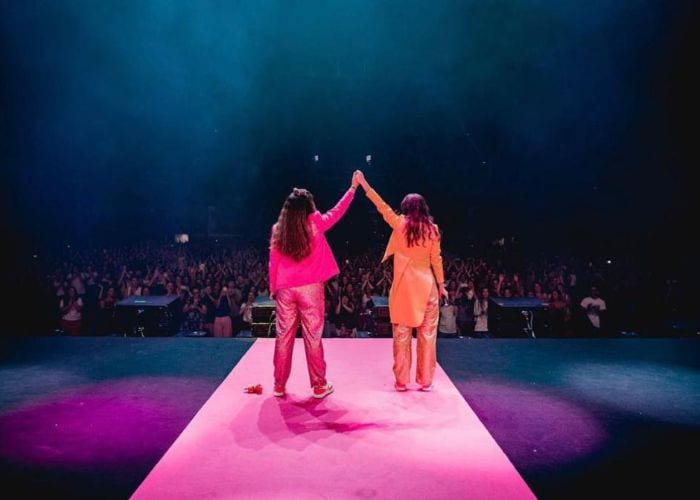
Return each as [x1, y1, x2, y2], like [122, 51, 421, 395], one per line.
[271, 188, 316, 261]
[400, 193, 438, 247]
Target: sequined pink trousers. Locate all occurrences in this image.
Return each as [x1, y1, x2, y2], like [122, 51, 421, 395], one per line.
[273, 282, 327, 388]
[392, 283, 439, 387]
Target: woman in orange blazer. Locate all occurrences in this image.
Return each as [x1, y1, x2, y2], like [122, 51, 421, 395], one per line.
[355, 170, 447, 391]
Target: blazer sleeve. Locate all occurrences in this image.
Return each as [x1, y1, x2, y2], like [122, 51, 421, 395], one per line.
[365, 188, 402, 230]
[268, 227, 281, 294]
[430, 225, 445, 285]
[316, 188, 355, 233]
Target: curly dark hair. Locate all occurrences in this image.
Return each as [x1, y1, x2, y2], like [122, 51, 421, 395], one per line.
[271, 188, 315, 261]
[400, 193, 438, 247]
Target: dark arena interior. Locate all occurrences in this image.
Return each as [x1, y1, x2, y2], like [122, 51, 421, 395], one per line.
[1, 1, 698, 499]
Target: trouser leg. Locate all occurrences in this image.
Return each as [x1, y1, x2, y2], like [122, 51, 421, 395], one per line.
[392, 324, 413, 386]
[273, 288, 299, 387]
[296, 283, 327, 387]
[416, 284, 439, 387]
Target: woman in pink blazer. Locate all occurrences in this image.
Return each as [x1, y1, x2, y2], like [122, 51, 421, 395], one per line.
[269, 174, 359, 398]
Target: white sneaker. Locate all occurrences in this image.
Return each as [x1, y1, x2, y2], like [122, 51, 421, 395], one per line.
[313, 382, 334, 399]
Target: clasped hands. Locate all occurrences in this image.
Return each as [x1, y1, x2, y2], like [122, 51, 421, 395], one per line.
[350, 170, 370, 192]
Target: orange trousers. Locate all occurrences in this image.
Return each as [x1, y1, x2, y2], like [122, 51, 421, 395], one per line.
[392, 283, 439, 387]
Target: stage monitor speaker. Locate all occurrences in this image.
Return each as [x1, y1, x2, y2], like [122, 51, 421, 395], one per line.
[251, 296, 275, 323]
[368, 296, 391, 337]
[489, 297, 545, 338]
[250, 296, 301, 337]
[115, 295, 181, 337]
[372, 322, 393, 337]
[370, 296, 390, 319]
[252, 322, 276, 337]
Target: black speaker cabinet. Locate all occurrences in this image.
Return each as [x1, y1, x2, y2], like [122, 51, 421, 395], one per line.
[252, 322, 276, 337]
[251, 296, 275, 323]
[372, 322, 393, 337]
[115, 295, 182, 337]
[489, 297, 545, 338]
[370, 296, 390, 320]
[251, 296, 303, 337]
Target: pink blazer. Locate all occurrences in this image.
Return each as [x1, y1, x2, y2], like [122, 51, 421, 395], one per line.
[269, 188, 355, 293]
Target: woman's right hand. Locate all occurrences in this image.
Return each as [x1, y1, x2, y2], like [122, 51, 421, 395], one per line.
[351, 171, 360, 189]
[354, 170, 369, 191]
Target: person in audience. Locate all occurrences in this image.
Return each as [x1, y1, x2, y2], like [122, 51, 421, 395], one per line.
[335, 294, 357, 338]
[123, 276, 142, 298]
[547, 289, 570, 337]
[59, 286, 83, 335]
[97, 285, 119, 335]
[239, 291, 256, 333]
[165, 281, 178, 297]
[456, 285, 476, 337]
[202, 285, 216, 335]
[213, 285, 234, 337]
[533, 282, 548, 302]
[438, 291, 458, 338]
[70, 270, 86, 296]
[257, 279, 270, 297]
[580, 285, 607, 336]
[182, 288, 207, 333]
[474, 287, 490, 338]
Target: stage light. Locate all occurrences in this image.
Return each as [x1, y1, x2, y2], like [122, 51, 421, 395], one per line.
[606, 259, 612, 265]
[175, 234, 189, 244]
[366, 155, 372, 163]
[314, 155, 319, 162]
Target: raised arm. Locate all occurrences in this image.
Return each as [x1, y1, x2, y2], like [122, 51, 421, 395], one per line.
[355, 170, 402, 230]
[316, 176, 358, 232]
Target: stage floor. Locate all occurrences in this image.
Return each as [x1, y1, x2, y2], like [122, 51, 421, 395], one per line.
[1, 336, 698, 499]
[133, 338, 533, 499]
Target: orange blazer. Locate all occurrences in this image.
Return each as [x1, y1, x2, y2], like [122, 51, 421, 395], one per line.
[366, 188, 445, 327]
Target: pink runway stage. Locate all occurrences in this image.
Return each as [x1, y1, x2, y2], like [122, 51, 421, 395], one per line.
[132, 339, 534, 499]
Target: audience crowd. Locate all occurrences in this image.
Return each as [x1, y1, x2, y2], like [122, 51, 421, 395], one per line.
[35, 240, 679, 338]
